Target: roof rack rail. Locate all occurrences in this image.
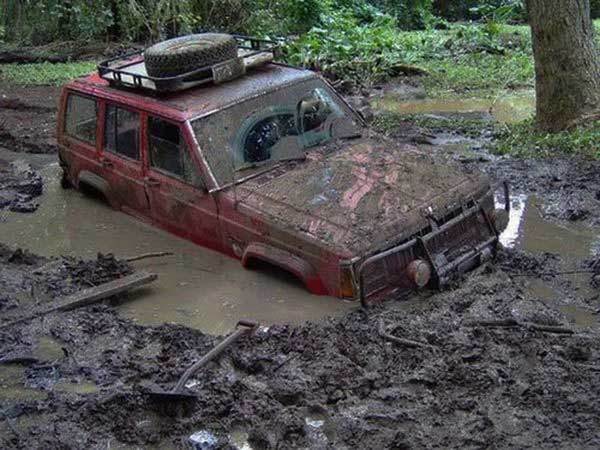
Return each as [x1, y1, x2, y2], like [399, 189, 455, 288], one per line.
[97, 35, 281, 94]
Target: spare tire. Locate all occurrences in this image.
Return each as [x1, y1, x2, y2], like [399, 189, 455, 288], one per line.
[144, 33, 238, 78]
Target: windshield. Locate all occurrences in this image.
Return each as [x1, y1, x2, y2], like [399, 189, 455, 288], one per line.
[191, 78, 361, 187]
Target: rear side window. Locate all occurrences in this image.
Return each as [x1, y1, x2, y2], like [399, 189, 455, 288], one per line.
[105, 105, 140, 160]
[65, 94, 97, 144]
[148, 117, 204, 188]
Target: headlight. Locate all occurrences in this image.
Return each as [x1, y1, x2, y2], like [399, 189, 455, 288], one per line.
[406, 259, 431, 288]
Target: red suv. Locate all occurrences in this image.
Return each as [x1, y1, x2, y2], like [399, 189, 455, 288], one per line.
[57, 35, 508, 305]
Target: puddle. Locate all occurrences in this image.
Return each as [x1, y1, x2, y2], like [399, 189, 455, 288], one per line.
[372, 91, 535, 124]
[229, 430, 253, 450]
[0, 364, 47, 402]
[0, 160, 355, 335]
[54, 380, 99, 394]
[498, 194, 600, 259]
[498, 194, 600, 328]
[32, 335, 64, 361]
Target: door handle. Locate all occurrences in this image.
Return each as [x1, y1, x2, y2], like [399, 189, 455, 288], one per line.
[145, 177, 160, 187]
[100, 158, 113, 168]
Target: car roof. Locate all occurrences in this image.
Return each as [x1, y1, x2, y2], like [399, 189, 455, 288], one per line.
[67, 63, 317, 122]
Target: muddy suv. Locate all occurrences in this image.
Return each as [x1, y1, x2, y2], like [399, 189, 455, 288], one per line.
[57, 34, 508, 304]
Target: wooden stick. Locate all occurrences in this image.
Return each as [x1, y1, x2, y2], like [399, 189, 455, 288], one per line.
[378, 320, 436, 350]
[125, 252, 173, 262]
[468, 319, 574, 335]
[0, 271, 157, 330]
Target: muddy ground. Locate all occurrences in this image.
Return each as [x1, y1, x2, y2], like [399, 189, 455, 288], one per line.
[1, 80, 600, 448]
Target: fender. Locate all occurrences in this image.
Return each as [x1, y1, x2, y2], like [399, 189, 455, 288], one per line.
[78, 171, 110, 196]
[242, 243, 328, 295]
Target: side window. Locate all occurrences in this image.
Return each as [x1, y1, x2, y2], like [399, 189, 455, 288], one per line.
[148, 117, 204, 188]
[104, 105, 140, 160]
[65, 94, 97, 144]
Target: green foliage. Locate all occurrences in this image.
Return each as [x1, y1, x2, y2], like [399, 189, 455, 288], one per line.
[493, 120, 600, 158]
[0, 61, 96, 85]
[367, 0, 435, 29]
[284, 11, 408, 83]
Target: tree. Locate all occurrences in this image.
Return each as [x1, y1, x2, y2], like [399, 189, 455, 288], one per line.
[526, 0, 600, 131]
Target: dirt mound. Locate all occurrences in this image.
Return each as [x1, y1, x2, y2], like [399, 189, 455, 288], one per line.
[0, 159, 43, 213]
[0, 246, 599, 449]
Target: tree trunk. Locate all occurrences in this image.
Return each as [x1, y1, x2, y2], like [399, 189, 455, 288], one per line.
[526, 0, 600, 131]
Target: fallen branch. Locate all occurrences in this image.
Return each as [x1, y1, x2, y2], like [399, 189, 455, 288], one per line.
[125, 252, 173, 263]
[0, 271, 157, 330]
[468, 319, 574, 335]
[378, 320, 436, 350]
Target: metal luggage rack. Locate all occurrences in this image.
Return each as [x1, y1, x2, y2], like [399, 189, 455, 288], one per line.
[97, 35, 282, 93]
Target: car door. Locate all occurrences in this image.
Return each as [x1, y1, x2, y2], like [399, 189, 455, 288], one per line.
[99, 102, 150, 218]
[143, 115, 221, 249]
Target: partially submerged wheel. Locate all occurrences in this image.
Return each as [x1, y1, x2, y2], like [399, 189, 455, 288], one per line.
[144, 33, 238, 78]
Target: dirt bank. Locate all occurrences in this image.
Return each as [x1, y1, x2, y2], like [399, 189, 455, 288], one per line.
[0, 84, 60, 154]
[1, 244, 599, 449]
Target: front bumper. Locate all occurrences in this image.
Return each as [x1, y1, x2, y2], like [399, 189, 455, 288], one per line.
[355, 198, 503, 306]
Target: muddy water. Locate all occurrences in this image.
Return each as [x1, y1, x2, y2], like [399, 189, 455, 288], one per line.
[499, 194, 600, 327]
[0, 161, 354, 335]
[373, 91, 535, 124]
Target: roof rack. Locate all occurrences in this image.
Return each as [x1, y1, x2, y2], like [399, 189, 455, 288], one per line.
[97, 35, 281, 94]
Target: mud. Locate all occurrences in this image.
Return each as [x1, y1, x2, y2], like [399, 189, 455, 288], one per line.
[1, 244, 599, 449]
[1, 81, 600, 448]
[0, 84, 60, 154]
[0, 159, 43, 213]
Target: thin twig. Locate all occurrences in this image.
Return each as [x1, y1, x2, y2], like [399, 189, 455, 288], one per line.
[125, 252, 174, 263]
[468, 319, 574, 335]
[509, 269, 595, 277]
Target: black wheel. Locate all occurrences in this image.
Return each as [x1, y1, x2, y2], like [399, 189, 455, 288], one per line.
[144, 33, 238, 78]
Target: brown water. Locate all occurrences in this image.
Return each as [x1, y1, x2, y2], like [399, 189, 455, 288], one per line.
[498, 194, 599, 327]
[373, 91, 535, 124]
[0, 161, 354, 335]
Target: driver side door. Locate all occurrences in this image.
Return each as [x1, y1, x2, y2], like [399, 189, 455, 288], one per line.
[143, 115, 221, 250]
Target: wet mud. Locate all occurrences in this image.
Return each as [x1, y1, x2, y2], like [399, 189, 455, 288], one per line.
[1, 82, 600, 448]
[0, 84, 60, 154]
[0, 159, 43, 213]
[1, 245, 599, 449]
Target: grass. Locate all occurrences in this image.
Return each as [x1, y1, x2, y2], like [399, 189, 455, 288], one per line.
[493, 120, 600, 158]
[0, 61, 96, 85]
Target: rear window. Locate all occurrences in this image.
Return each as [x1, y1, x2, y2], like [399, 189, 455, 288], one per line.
[64, 94, 97, 145]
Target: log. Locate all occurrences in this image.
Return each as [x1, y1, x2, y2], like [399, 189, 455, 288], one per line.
[0, 271, 157, 330]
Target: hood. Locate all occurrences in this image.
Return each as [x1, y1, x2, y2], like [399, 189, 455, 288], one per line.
[234, 136, 490, 257]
